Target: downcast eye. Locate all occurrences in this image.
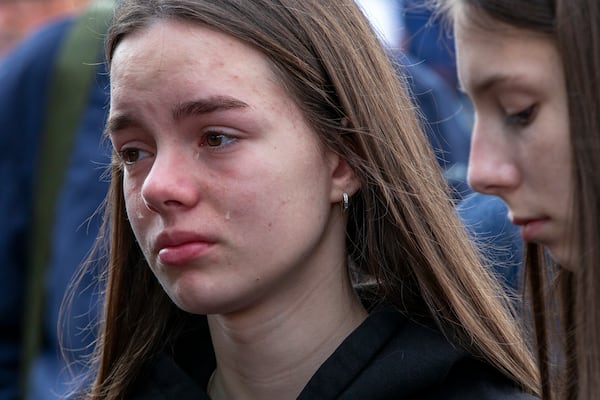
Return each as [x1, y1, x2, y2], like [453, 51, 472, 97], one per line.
[506, 105, 537, 127]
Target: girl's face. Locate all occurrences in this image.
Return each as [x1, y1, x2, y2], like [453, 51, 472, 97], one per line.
[455, 14, 575, 268]
[108, 20, 357, 315]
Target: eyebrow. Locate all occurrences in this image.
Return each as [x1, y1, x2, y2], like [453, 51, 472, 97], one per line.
[105, 113, 138, 137]
[172, 96, 249, 121]
[459, 74, 505, 96]
[461, 72, 529, 96]
[473, 74, 507, 94]
[105, 95, 250, 136]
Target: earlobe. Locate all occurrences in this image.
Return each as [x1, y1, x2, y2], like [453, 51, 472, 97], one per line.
[329, 153, 360, 203]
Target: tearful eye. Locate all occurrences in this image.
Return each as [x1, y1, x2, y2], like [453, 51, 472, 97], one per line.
[118, 148, 150, 165]
[202, 133, 235, 148]
[206, 134, 225, 147]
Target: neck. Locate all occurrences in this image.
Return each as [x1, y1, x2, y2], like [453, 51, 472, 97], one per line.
[207, 264, 367, 400]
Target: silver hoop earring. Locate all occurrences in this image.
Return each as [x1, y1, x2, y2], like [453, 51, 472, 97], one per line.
[342, 192, 349, 211]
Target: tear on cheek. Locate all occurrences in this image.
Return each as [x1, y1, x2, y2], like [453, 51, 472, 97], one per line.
[225, 211, 231, 221]
[125, 203, 148, 222]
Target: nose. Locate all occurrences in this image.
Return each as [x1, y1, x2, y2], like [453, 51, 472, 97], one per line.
[467, 119, 520, 196]
[141, 151, 199, 213]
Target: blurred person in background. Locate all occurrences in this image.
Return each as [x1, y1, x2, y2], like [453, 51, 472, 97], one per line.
[357, 0, 471, 197]
[0, 0, 87, 56]
[0, 1, 113, 399]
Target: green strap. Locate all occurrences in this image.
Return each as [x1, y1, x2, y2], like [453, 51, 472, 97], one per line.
[21, 1, 114, 396]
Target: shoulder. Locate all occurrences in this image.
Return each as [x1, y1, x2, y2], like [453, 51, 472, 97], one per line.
[127, 316, 214, 399]
[126, 353, 210, 400]
[423, 357, 538, 399]
[302, 306, 534, 399]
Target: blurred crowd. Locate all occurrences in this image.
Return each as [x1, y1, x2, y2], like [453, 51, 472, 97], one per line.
[0, 0, 87, 56]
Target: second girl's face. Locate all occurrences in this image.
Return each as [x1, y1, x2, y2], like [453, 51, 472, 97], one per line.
[108, 20, 355, 315]
[455, 13, 574, 267]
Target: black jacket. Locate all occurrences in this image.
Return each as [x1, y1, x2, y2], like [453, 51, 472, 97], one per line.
[128, 306, 536, 399]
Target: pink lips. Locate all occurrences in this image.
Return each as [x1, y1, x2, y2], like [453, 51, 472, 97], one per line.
[512, 217, 549, 242]
[154, 232, 214, 266]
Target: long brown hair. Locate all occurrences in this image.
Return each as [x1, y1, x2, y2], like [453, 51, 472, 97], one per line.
[436, 0, 600, 398]
[558, 0, 600, 398]
[87, 0, 539, 397]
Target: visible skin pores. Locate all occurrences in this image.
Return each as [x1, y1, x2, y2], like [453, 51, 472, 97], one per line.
[454, 13, 575, 268]
[108, 19, 366, 399]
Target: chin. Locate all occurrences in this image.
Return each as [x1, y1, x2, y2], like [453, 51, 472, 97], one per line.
[171, 298, 219, 315]
[548, 245, 577, 271]
[169, 290, 243, 316]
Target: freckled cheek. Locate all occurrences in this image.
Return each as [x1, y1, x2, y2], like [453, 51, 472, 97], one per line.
[221, 185, 264, 222]
[218, 172, 282, 230]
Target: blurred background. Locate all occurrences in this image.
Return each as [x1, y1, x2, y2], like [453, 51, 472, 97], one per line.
[0, 0, 87, 56]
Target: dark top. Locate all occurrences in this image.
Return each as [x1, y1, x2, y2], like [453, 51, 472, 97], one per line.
[127, 306, 535, 399]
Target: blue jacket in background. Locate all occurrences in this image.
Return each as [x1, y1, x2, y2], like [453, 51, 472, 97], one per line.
[398, 51, 472, 199]
[0, 17, 110, 400]
[457, 193, 524, 291]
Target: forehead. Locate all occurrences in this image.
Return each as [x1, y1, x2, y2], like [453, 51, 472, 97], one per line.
[108, 19, 300, 119]
[110, 19, 279, 97]
[453, 4, 556, 54]
[454, 14, 561, 93]
[106, 18, 320, 145]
